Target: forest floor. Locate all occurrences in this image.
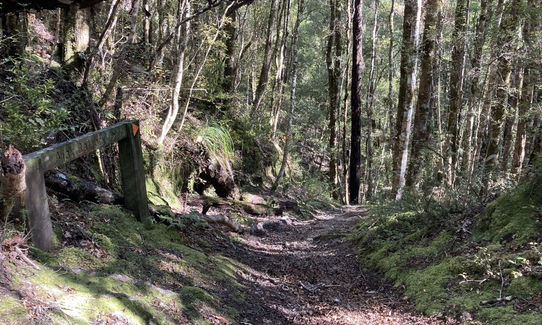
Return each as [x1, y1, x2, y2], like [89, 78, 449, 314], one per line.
[209, 205, 453, 324]
[0, 198, 459, 324]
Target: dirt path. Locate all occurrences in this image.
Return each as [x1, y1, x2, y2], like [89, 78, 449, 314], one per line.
[218, 206, 452, 324]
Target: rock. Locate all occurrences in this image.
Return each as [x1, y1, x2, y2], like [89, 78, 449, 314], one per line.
[460, 312, 473, 322]
[250, 222, 267, 237]
[241, 193, 266, 205]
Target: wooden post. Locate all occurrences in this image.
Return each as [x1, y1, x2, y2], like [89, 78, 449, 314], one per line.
[22, 121, 150, 251]
[23, 160, 55, 251]
[118, 121, 151, 227]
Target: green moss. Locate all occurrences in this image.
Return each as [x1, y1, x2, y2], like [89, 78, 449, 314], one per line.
[354, 172, 542, 324]
[15, 200, 245, 324]
[58, 247, 104, 269]
[507, 276, 542, 298]
[474, 181, 542, 245]
[179, 286, 215, 320]
[403, 257, 468, 314]
[0, 295, 27, 323]
[93, 233, 114, 254]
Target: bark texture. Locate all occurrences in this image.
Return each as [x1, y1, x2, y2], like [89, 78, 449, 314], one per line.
[348, 0, 363, 204]
[406, 0, 441, 188]
[391, 0, 421, 200]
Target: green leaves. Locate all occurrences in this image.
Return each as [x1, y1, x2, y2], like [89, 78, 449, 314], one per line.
[0, 58, 69, 151]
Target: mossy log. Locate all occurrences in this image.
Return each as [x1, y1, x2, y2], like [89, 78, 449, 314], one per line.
[44, 170, 124, 205]
[201, 195, 272, 216]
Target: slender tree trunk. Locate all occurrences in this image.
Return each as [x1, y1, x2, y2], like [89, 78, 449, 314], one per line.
[501, 69, 522, 172]
[158, 0, 190, 145]
[484, 0, 519, 185]
[270, 0, 291, 138]
[154, 0, 168, 69]
[461, 0, 489, 176]
[512, 4, 537, 175]
[445, 0, 469, 185]
[271, 0, 304, 193]
[143, 0, 152, 44]
[433, 11, 445, 171]
[251, 0, 278, 116]
[222, 8, 238, 96]
[363, 0, 379, 200]
[129, 0, 141, 43]
[391, 0, 421, 200]
[528, 109, 542, 165]
[472, 0, 504, 174]
[348, 0, 363, 204]
[327, 0, 342, 200]
[406, 0, 441, 188]
[387, 0, 395, 149]
[511, 74, 534, 175]
[82, 0, 122, 85]
[342, 0, 352, 204]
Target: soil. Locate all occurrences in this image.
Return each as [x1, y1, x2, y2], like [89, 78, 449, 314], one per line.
[211, 205, 455, 325]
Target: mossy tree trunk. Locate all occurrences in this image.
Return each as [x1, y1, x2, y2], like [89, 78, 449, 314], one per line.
[61, 3, 90, 69]
[406, 0, 441, 189]
[445, 0, 469, 185]
[484, 0, 521, 188]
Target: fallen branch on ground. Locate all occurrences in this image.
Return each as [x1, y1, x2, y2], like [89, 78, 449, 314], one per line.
[201, 214, 242, 233]
[480, 296, 514, 307]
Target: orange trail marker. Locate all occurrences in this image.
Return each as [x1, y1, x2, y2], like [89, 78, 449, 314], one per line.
[132, 124, 139, 136]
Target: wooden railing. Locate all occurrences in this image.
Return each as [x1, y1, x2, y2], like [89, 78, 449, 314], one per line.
[23, 121, 150, 251]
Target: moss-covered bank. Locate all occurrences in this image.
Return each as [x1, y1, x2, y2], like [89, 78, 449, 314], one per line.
[1, 203, 245, 324]
[352, 167, 542, 324]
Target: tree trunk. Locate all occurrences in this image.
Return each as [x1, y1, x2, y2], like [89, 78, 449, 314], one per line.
[348, 0, 363, 204]
[45, 170, 124, 205]
[222, 8, 237, 96]
[406, 0, 441, 188]
[501, 69, 522, 172]
[363, 0, 378, 200]
[270, 0, 290, 138]
[158, 0, 190, 145]
[387, 0, 395, 150]
[461, 0, 489, 176]
[445, 0, 469, 185]
[472, 0, 504, 174]
[484, 0, 520, 184]
[391, 0, 421, 200]
[326, 0, 341, 200]
[143, 0, 152, 44]
[341, 0, 352, 204]
[61, 4, 90, 68]
[129, 0, 141, 43]
[511, 75, 534, 175]
[82, 0, 122, 85]
[251, 0, 278, 116]
[511, 4, 537, 175]
[271, 0, 303, 193]
[1, 13, 28, 57]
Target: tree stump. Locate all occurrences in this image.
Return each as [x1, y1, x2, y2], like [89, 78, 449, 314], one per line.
[0, 146, 26, 223]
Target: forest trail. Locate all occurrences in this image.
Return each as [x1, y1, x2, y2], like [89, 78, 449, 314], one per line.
[217, 206, 451, 324]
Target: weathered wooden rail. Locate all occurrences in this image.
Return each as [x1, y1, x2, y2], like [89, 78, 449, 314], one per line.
[22, 121, 150, 251]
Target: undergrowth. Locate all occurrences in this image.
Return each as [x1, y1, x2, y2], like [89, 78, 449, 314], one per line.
[353, 161, 542, 324]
